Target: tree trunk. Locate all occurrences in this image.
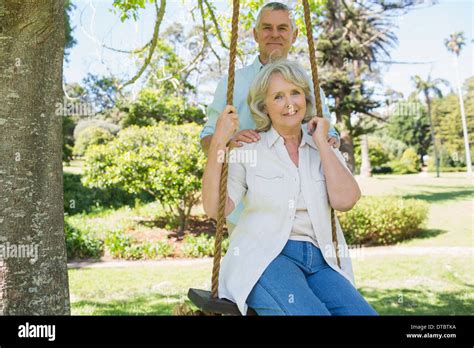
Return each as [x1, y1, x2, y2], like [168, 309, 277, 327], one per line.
[340, 129, 356, 174]
[360, 134, 372, 177]
[0, 0, 70, 314]
[425, 93, 440, 178]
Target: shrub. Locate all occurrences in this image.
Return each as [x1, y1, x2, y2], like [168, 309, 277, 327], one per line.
[389, 147, 420, 174]
[181, 234, 229, 258]
[338, 196, 429, 246]
[354, 137, 391, 170]
[119, 89, 205, 127]
[142, 241, 173, 259]
[73, 126, 114, 157]
[73, 118, 120, 139]
[401, 147, 421, 170]
[104, 230, 173, 259]
[65, 223, 104, 260]
[64, 172, 153, 215]
[82, 123, 206, 233]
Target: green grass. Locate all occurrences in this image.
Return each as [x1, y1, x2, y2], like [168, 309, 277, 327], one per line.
[70, 262, 211, 315]
[353, 254, 473, 315]
[69, 172, 474, 315]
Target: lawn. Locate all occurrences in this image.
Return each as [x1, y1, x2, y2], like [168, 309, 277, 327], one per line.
[69, 172, 474, 315]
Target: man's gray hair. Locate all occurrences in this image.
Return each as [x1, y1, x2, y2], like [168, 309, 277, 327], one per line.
[255, 2, 296, 32]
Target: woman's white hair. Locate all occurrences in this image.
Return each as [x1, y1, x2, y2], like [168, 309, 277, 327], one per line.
[247, 59, 315, 132]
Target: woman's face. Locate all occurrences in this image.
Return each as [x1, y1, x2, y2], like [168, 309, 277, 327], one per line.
[263, 72, 306, 129]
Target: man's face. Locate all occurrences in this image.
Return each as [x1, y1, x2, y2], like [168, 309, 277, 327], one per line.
[253, 9, 298, 64]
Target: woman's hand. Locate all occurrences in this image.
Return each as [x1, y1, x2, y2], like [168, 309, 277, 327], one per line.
[214, 105, 239, 145]
[307, 116, 330, 148]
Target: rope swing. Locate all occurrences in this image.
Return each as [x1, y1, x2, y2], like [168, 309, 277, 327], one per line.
[187, 0, 340, 316]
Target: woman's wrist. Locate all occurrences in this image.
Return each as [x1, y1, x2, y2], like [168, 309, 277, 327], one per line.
[209, 134, 229, 152]
[315, 137, 331, 151]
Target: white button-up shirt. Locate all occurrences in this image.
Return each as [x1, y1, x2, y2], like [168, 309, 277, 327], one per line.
[219, 124, 356, 315]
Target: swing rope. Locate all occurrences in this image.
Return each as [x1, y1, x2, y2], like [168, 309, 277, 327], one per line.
[211, 0, 340, 301]
[211, 0, 240, 299]
[302, 0, 341, 268]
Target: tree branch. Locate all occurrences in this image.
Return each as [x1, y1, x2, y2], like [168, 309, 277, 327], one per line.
[119, 0, 166, 90]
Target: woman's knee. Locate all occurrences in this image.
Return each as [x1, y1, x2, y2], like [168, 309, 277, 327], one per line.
[247, 281, 332, 316]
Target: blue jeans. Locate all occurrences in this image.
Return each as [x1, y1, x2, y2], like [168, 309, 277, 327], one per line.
[246, 240, 378, 316]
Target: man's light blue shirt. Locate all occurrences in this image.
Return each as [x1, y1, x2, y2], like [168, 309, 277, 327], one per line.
[200, 56, 339, 227]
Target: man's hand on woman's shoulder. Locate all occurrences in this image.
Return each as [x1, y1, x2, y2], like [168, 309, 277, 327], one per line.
[230, 129, 261, 150]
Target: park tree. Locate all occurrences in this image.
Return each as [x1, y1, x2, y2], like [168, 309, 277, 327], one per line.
[445, 31, 472, 175]
[431, 76, 474, 167]
[313, 0, 422, 172]
[386, 97, 431, 165]
[411, 74, 449, 177]
[0, 1, 70, 314]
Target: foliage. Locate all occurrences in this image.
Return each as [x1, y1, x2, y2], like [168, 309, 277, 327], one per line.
[64, 172, 153, 215]
[181, 234, 229, 258]
[82, 123, 206, 233]
[73, 119, 121, 139]
[112, 0, 155, 21]
[431, 76, 474, 167]
[119, 89, 205, 127]
[386, 100, 431, 163]
[63, 116, 76, 163]
[64, 0, 77, 61]
[371, 130, 408, 161]
[338, 196, 429, 246]
[81, 74, 121, 112]
[65, 222, 104, 260]
[388, 148, 420, 174]
[73, 126, 114, 157]
[354, 136, 391, 172]
[104, 230, 173, 259]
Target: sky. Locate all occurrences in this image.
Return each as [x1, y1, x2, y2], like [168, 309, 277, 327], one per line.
[64, 0, 474, 103]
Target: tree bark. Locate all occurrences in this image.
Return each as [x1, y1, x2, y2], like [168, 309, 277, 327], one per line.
[360, 134, 372, 177]
[0, 0, 70, 314]
[340, 128, 356, 174]
[424, 92, 440, 178]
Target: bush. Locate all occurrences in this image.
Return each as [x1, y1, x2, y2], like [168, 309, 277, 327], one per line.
[354, 137, 391, 170]
[401, 147, 421, 170]
[388, 147, 420, 174]
[427, 146, 470, 171]
[119, 89, 205, 127]
[181, 234, 229, 258]
[64, 172, 153, 215]
[104, 230, 173, 260]
[427, 166, 468, 173]
[338, 196, 429, 246]
[73, 126, 114, 157]
[82, 123, 206, 233]
[73, 119, 120, 139]
[65, 223, 104, 260]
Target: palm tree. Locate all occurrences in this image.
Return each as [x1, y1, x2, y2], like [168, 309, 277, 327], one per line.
[412, 75, 449, 178]
[444, 31, 472, 176]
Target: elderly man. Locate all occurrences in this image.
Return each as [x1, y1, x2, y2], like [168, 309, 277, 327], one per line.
[200, 2, 339, 232]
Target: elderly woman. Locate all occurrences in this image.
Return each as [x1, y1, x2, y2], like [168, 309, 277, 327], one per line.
[202, 60, 377, 316]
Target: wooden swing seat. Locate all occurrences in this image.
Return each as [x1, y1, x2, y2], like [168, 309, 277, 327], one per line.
[188, 288, 257, 316]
